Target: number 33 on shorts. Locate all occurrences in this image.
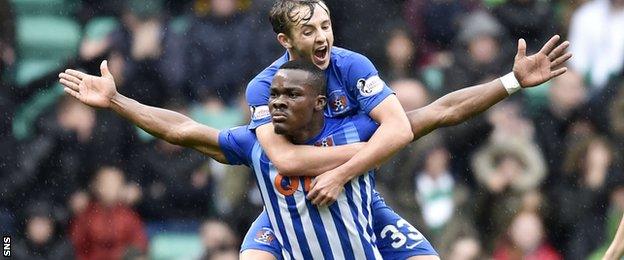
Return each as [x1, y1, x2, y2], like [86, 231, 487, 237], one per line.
[380, 219, 425, 249]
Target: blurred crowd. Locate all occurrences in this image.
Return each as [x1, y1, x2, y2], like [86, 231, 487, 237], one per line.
[1, 0, 624, 259]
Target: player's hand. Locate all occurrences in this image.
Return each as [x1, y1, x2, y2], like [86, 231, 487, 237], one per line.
[59, 60, 118, 108]
[307, 170, 346, 207]
[513, 35, 572, 88]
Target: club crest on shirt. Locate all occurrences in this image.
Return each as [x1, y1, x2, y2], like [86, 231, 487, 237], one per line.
[254, 228, 276, 245]
[328, 90, 349, 115]
[314, 136, 335, 147]
[356, 75, 385, 97]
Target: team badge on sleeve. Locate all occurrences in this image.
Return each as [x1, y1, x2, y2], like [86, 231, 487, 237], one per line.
[357, 76, 385, 97]
[254, 228, 276, 245]
[250, 105, 270, 120]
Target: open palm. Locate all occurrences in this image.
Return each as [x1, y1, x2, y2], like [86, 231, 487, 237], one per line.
[513, 35, 572, 88]
[59, 60, 117, 108]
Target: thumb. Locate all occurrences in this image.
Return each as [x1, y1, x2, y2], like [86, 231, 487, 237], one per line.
[100, 60, 114, 80]
[517, 38, 527, 58]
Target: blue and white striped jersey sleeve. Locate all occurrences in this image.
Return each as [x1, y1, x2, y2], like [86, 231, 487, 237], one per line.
[344, 53, 394, 115]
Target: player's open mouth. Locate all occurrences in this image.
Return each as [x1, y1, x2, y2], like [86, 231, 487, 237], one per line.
[313, 46, 328, 63]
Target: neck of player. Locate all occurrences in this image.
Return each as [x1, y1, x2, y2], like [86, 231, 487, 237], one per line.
[285, 113, 325, 145]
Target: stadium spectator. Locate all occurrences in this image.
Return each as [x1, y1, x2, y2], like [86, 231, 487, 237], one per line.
[445, 10, 509, 91]
[443, 236, 484, 260]
[492, 0, 558, 55]
[415, 144, 474, 246]
[568, 0, 624, 90]
[549, 135, 620, 259]
[377, 79, 438, 228]
[472, 101, 546, 249]
[76, 0, 124, 25]
[130, 136, 214, 221]
[199, 219, 238, 260]
[70, 166, 148, 260]
[440, 11, 510, 186]
[12, 202, 75, 259]
[533, 70, 588, 185]
[16, 96, 134, 211]
[108, 0, 186, 105]
[492, 210, 562, 260]
[0, 0, 15, 80]
[403, 0, 482, 68]
[185, 0, 256, 104]
[326, 0, 405, 65]
[380, 27, 420, 81]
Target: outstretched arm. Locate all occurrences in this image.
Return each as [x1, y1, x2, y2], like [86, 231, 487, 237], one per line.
[604, 214, 624, 260]
[308, 35, 572, 206]
[59, 61, 227, 163]
[409, 36, 571, 140]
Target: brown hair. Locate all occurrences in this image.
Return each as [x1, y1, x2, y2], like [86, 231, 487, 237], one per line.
[269, 0, 328, 36]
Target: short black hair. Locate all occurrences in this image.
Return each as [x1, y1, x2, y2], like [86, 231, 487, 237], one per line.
[269, 0, 329, 36]
[278, 60, 326, 95]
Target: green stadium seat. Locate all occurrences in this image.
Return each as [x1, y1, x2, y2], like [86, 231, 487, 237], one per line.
[15, 59, 60, 86]
[523, 81, 551, 116]
[10, 0, 78, 16]
[149, 233, 203, 260]
[12, 84, 64, 140]
[83, 16, 119, 41]
[17, 15, 81, 61]
[169, 15, 191, 35]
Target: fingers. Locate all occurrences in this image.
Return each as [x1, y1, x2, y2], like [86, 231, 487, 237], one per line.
[550, 67, 568, 79]
[539, 35, 560, 55]
[63, 87, 80, 99]
[310, 190, 324, 205]
[319, 197, 336, 207]
[100, 60, 113, 80]
[64, 69, 87, 80]
[551, 52, 573, 69]
[517, 38, 527, 58]
[307, 179, 319, 201]
[59, 78, 79, 91]
[548, 41, 570, 61]
[59, 72, 81, 86]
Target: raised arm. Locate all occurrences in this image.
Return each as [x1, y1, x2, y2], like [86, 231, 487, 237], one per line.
[59, 60, 227, 163]
[409, 36, 572, 140]
[308, 35, 572, 206]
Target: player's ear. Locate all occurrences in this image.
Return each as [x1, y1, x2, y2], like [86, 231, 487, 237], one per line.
[315, 95, 326, 111]
[277, 33, 293, 49]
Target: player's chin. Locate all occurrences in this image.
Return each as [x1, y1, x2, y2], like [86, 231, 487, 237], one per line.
[272, 123, 289, 135]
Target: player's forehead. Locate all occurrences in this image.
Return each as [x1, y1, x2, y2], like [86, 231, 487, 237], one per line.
[271, 70, 311, 91]
[291, 2, 330, 29]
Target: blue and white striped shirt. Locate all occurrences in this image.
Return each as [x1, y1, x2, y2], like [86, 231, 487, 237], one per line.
[219, 115, 382, 259]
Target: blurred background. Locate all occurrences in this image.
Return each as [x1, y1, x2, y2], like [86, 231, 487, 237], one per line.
[1, 0, 623, 259]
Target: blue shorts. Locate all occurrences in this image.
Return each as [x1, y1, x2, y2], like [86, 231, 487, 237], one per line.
[241, 192, 438, 259]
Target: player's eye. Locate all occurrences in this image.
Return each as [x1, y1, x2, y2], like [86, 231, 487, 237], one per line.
[322, 25, 330, 31]
[303, 31, 313, 36]
[289, 93, 299, 98]
[270, 92, 277, 98]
